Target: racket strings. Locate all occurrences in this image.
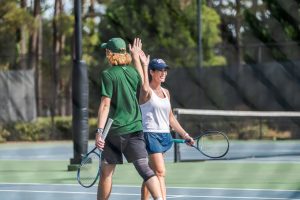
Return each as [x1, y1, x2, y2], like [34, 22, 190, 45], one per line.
[78, 153, 100, 187]
[77, 118, 114, 188]
[198, 133, 229, 158]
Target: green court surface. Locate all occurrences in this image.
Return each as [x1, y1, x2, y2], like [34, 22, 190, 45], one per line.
[1, 160, 300, 190]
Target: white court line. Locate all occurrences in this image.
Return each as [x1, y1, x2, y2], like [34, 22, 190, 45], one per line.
[0, 189, 96, 195]
[167, 195, 300, 200]
[0, 189, 140, 197]
[0, 189, 300, 200]
[0, 182, 79, 186]
[1, 182, 300, 192]
[1, 182, 300, 200]
[166, 186, 300, 192]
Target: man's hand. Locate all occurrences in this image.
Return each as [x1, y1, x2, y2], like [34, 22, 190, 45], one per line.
[129, 38, 149, 67]
[95, 133, 105, 151]
[129, 38, 142, 59]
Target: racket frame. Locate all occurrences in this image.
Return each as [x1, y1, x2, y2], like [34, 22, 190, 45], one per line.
[77, 147, 101, 188]
[77, 118, 113, 188]
[173, 130, 229, 159]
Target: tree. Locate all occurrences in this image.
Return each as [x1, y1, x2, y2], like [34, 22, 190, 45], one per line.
[209, 0, 266, 67]
[46, 0, 74, 116]
[98, 0, 226, 68]
[244, 0, 300, 63]
[51, 0, 63, 117]
[0, 0, 33, 70]
[28, 0, 43, 116]
[19, 0, 28, 69]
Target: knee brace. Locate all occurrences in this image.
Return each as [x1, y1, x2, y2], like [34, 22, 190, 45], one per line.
[133, 158, 155, 182]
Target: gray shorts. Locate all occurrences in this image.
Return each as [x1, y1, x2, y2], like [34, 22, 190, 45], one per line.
[102, 131, 148, 164]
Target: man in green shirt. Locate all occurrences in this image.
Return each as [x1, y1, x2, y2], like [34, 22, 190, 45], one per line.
[95, 37, 162, 200]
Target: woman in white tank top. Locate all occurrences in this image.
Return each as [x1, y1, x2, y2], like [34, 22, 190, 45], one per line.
[133, 43, 194, 200]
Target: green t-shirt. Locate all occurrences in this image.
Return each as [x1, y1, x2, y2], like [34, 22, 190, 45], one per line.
[101, 65, 143, 135]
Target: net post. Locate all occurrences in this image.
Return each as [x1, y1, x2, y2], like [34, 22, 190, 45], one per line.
[173, 109, 181, 163]
[259, 118, 262, 140]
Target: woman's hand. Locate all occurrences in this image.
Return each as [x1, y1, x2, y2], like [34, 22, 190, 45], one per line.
[184, 133, 195, 146]
[139, 51, 150, 68]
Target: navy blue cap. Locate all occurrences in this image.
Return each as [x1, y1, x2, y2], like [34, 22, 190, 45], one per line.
[149, 58, 169, 70]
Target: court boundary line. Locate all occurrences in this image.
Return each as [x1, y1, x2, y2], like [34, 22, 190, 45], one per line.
[0, 189, 299, 200]
[1, 182, 300, 192]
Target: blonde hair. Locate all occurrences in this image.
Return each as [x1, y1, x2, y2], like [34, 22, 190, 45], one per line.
[106, 50, 132, 66]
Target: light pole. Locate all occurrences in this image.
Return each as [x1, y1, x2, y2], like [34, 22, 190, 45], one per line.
[68, 0, 89, 171]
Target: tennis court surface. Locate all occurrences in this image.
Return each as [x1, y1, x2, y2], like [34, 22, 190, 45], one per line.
[1, 183, 300, 200]
[1, 141, 300, 200]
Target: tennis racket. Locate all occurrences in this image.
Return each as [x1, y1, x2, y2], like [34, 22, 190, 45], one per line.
[173, 130, 229, 158]
[77, 118, 114, 188]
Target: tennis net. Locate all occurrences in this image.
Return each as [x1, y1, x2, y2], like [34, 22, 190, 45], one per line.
[172, 108, 300, 162]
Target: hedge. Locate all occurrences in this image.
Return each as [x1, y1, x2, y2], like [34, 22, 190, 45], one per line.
[0, 117, 98, 142]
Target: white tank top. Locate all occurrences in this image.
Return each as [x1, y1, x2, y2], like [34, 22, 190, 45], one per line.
[140, 88, 171, 133]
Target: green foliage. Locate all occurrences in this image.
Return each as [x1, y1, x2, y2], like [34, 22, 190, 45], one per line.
[99, 0, 226, 67]
[3, 117, 98, 141]
[244, 0, 300, 62]
[204, 55, 227, 67]
[202, 5, 226, 66]
[0, 0, 33, 32]
[0, 125, 10, 142]
[42, 14, 74, 83]
[52, 117, 73, 139]
[14, 119, 49, 141]
[0, 0, 33, 70]
[83, 18, 101, 67]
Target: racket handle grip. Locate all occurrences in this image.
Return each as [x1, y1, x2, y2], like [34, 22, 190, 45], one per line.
[102, 118, 114, 139]
[173, 139, 186, 143]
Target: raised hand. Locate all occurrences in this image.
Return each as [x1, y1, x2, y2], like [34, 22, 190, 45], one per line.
[139, 51, 150, 68]
[129, 38, 142, 58]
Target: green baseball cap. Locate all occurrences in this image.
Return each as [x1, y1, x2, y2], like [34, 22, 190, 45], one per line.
[100, 38, 126, 53]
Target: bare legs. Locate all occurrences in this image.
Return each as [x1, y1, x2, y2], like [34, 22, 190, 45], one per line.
[98, 162, 162, 200]
[97, 163, 116, 200]
[141, 153, 166, 200]
[143, 175, 163, 200]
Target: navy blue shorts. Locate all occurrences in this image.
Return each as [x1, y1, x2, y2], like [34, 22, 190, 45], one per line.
[144, 132, 173, 154]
